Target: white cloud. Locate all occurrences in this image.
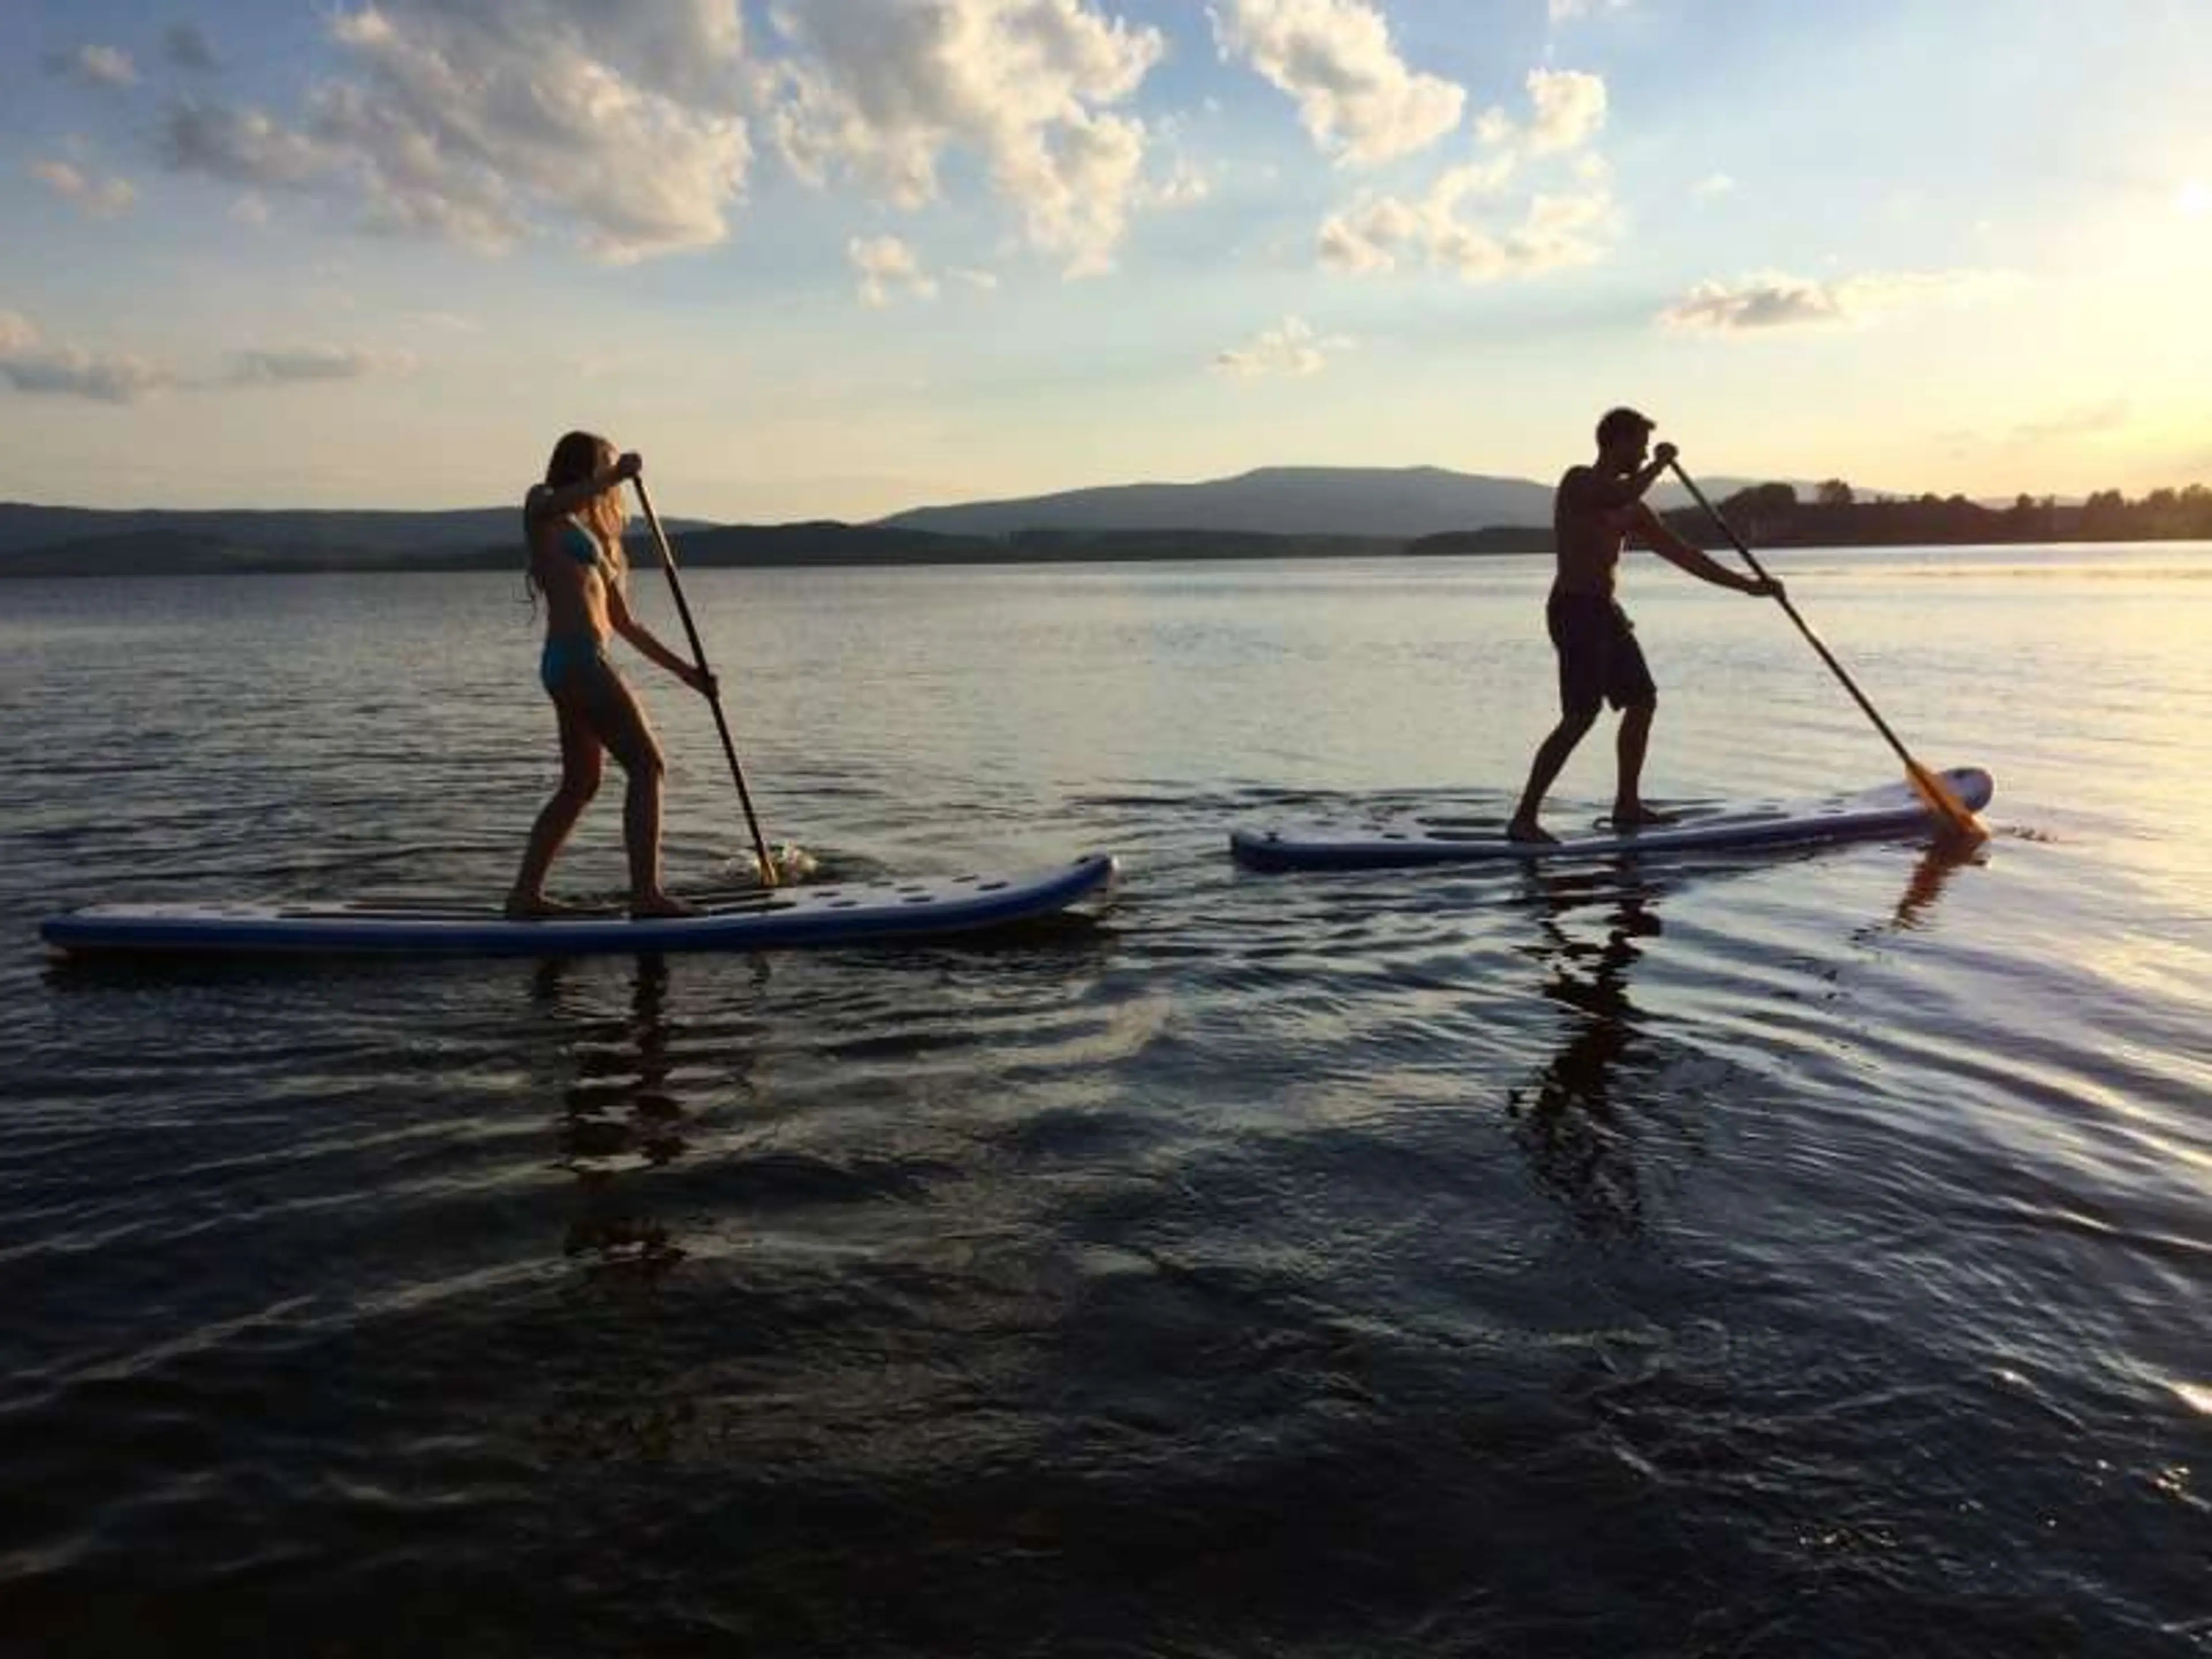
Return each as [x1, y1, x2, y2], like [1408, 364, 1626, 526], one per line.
[324, 2, 749, 261]
[160, 2, 752, 263]
[1658, 268, 2024, 332]
[0, 308, 413, 402]
[1474, 68, 1605, 158]
[1213, 315, 1349, 377]
[161, 101, 346, 190]
[1317, 71, 1615, 281]
[1548, 0, 1633, 21]
[0, 313, 173, 403]
[848, 234, 940, 306]
[142, 1, 1183, 275]
[1659, 274, 1846, 330]
[1319, 179, 1616, 279]
[1502, 181, 1613, 270]
[950, 266, 1001, 290]
[29, 160, 138, 217]
[1526, 69, 1606, 154]
[1317, 207, 1401, 273]
[225, 346, 417, 385]
[2, 352, 174, 403]
[50, 44, 140, 88]
[1693, 171, 1736, 198]
[1210, 0, 1465, 166]
[763, 0, 1165, 277]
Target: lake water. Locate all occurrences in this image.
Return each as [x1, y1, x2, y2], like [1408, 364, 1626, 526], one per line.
[1, 547, 2207, 1656]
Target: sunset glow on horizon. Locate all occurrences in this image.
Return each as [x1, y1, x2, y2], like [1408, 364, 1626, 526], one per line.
[3, 0, 2208, 520]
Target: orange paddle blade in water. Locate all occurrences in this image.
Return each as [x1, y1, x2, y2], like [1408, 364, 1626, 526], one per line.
[1907, 760, 1990, 846]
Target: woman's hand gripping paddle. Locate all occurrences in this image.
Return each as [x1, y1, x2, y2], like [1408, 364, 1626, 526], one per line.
[1669, 461, 1988, 847]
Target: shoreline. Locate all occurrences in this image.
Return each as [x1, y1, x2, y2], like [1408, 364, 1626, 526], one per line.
[5, 530, 2210, 581]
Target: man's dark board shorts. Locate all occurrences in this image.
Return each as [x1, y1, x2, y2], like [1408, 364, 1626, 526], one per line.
[1547, 590, 1657, 717]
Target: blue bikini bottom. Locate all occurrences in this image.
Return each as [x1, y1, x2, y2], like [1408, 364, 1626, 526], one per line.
[540, 634, 611, 695]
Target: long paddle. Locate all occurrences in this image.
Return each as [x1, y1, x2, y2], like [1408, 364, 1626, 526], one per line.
[631, 476, 780, 886]
[1668, 460, 1987, 845]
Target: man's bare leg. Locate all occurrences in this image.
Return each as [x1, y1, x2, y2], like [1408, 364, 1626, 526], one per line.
[1508, 709, 1599, 843]
[1609, 701, 1678, 828]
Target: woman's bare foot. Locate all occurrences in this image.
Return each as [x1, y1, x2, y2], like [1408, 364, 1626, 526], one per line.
[1608, 802, 1681, 830]
[1506, 816, 1559, 846]
[630, 891, 698, 920]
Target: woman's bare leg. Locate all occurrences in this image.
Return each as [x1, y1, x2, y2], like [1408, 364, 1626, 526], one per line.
[508, 700, 604, 916]
[575, 669, 690, 917]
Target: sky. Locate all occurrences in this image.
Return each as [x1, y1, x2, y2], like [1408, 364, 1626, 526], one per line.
[2, 0, 2208, 521]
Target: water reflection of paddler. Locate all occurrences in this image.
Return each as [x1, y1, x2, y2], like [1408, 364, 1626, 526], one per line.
[532, 953, 717, 1274]
[1506, 859, 1664, 1237]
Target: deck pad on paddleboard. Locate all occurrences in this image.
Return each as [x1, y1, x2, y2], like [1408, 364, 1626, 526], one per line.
[1230, 769, 1992, 872]
[42, 854, 1118, 957]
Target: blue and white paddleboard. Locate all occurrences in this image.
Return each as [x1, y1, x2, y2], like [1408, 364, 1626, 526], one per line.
[41, 854, 1119, 959]
[1230, 768, 1993, 872]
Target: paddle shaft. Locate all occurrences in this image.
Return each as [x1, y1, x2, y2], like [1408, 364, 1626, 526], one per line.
[631, 477, 778, 885]
[1668, 460, 1934, 781]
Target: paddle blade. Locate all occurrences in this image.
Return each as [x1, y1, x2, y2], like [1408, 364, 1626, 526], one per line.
[1906, 762, 1988, 847]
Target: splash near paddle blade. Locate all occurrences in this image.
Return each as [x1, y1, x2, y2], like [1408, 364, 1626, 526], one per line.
[740, 843, 819, 887]
[1907, 762, 1989, 846]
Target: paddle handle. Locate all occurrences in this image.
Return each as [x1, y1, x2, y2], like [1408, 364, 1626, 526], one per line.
[631, 476, 778, 886]
[1667, 460, 1931, 782]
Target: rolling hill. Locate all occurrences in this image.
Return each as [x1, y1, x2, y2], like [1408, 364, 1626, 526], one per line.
[876, 465, 1556, 540]
[0, 467, 1921, 577]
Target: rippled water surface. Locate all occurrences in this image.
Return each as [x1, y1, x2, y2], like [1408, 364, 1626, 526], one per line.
[2, 548, 2207, 1656]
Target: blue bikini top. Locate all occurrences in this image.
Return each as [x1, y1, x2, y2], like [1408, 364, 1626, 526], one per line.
[560, 522, 602, 568]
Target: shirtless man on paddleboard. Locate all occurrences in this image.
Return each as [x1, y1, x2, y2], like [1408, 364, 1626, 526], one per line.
[1506, 407, 1781, 845]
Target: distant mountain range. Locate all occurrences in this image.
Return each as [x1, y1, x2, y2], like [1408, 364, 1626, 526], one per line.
[0, 466, 2157, 578]
[877, 465, 1550, 540]
[874, 464, 1780, 540]
[0, 502, 718, 577]
[4, 470, 1577, 575]
[0, 503, 527, 560]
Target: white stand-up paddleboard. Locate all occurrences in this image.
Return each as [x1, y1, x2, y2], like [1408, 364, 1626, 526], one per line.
[41, 854, 1118, 959]
[1230, 768, 1993, 872]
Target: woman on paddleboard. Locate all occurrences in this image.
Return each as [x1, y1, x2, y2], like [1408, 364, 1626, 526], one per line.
[507, 431, 715, 919]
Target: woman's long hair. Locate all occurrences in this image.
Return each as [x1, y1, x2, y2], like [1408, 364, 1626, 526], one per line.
[524, 430, 629, 616]
[543, 430, 629, 581]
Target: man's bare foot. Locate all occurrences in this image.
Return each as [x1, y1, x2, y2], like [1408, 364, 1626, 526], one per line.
[505, 890, 588, 920]
[1506, 816, 1559, 846]
[629, 891, 698, 920]
[1608, 803, 1681, 830]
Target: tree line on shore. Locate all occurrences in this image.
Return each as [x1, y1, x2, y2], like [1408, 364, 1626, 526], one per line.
[1688, 480, 2212, 547]
[3, 477, 2207, 577]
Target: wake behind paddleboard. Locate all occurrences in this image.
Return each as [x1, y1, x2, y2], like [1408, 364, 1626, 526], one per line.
[42, 854, 1118, 959]
[1230, 768, 1993, 872]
